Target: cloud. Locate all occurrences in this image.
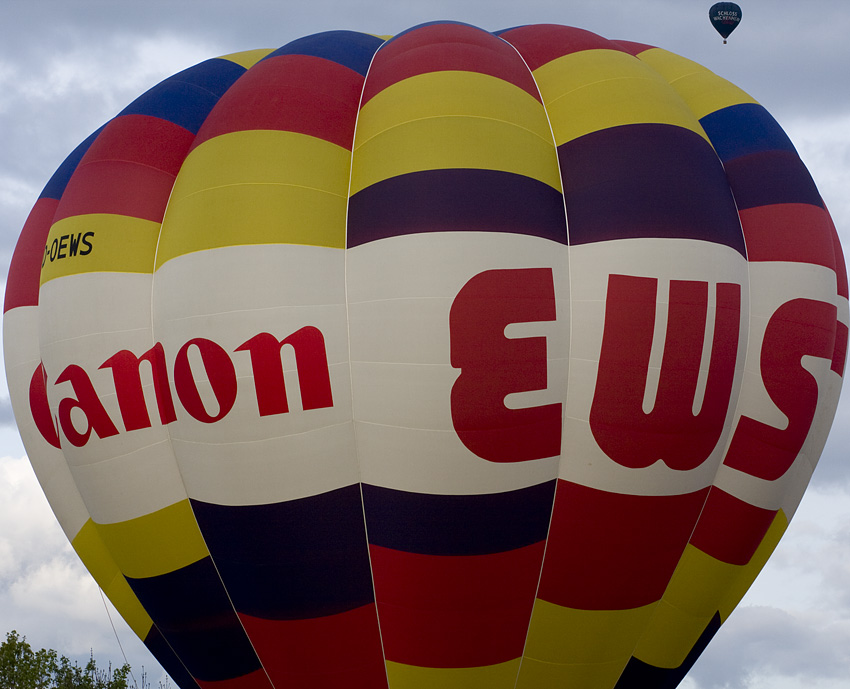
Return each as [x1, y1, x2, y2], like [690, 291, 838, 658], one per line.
[686, 482, 850, 689]
[784, 113, 850, 241]
[0, 397, 17, 429]
[689, 605, 850, 689]
[0, 453, 104, 650]
[0, 454, 162, 680]
[0, 455, 65, 575]
[810, 415, 850, 489]
[1, 30, 216, 170]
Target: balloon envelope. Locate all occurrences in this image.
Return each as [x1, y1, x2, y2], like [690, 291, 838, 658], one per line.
[710, 2, 743, 40]
[4, 21, 847, 689]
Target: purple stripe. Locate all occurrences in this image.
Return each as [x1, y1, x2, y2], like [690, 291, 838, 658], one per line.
[190, 486, 374, 620]
[126, 557, 262, 681]
[559, 123, 746, 255]
[723, 149, 823, 211]
[362, 481, 556, 555]
[347, 169, 567, 248]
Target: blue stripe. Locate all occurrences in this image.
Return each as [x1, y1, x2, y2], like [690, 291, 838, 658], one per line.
[700, 103, 797, 163]
[363, 481, 557, 555]
[40, 127, 103, 200]
[494, 25, 527, 35]
[265, 30, 384, 76]
[142, 625, 199, 689]
[126, 557, 262, 682]
[119, 58, 246, 133]
[190, 485, 374, 620]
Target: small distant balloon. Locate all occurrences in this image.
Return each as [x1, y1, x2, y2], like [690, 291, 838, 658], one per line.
[709, 2, 743, 43]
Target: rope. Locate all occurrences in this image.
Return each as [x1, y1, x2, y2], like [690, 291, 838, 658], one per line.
[98, 586, 139, 688]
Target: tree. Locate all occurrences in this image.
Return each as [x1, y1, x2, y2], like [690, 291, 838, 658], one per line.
[0, 631, 130, 689]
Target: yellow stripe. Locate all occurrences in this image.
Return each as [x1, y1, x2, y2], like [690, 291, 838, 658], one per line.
[102, 571, 156, 639]
[631, 510, 789, 668]
[356, 71, 551, 146]
[72, 519, 153, 638]
[171, 130, 351, 199]
[351, 116, 561, 194]
[352, 70, 559, 193]
[533, 49, 709, 146]
[40, 215, 160, 284]
[630, 598, 713, 670]
[156, 131, 350, 266]
[385, 659, 520, 689]
[523, 598, 656, 665]
[716, 509, 788, 619]
[515, 657, 629, 689]
[94, 499, 210, 579]
[634, 48, 759, 120]
[218, 48, 275, 70]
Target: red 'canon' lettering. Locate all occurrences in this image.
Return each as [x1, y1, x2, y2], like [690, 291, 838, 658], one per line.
[236, 328, 333, 416]
[30, 326, 335, 448]
[100, 343, 177, 431]
[56, 364, 120, 447]
[174, 338, 238, 424]
[28, 363, 60, 449]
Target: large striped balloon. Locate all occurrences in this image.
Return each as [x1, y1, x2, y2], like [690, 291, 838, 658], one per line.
[4, 22, 847, 689]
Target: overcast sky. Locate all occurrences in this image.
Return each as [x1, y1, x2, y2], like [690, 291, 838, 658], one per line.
[1, 1, 848, 688]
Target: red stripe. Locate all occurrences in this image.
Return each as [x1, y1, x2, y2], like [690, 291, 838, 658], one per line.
[499, 24, 626, 71]
[369, 542, 544, 667]
[53, 115, 194, 223]
[361, 23, 541, 105]
[83, 114, 194, 175]
[194, 669, 272, 689]
[53, 159, 177, 224]
[828, 210, 849, 298]
[191, 54, 364, 151]
[690, 488, 778, 565]
[4, 197, 57, 311]
[740, 203, 837, 270]
[238, 606, 387, 689]
[538, 480, 709, 610]
[833, 321, 848, 376]
[611, 40, 658, 56]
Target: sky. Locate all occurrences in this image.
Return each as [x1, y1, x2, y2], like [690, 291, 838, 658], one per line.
[0, 1, 848, 688]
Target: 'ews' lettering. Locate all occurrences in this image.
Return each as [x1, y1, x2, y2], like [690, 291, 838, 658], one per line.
[723, 298, 841, 480]
[450, 268, 562, 463]
[589, 274, 742, 471]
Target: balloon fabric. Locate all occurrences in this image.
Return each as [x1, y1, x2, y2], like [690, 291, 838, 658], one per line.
[4, 21, 846, 689]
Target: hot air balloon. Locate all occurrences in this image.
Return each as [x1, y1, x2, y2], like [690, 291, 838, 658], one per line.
[4, 21, 846, 689]
[710, 2, 743, 43]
